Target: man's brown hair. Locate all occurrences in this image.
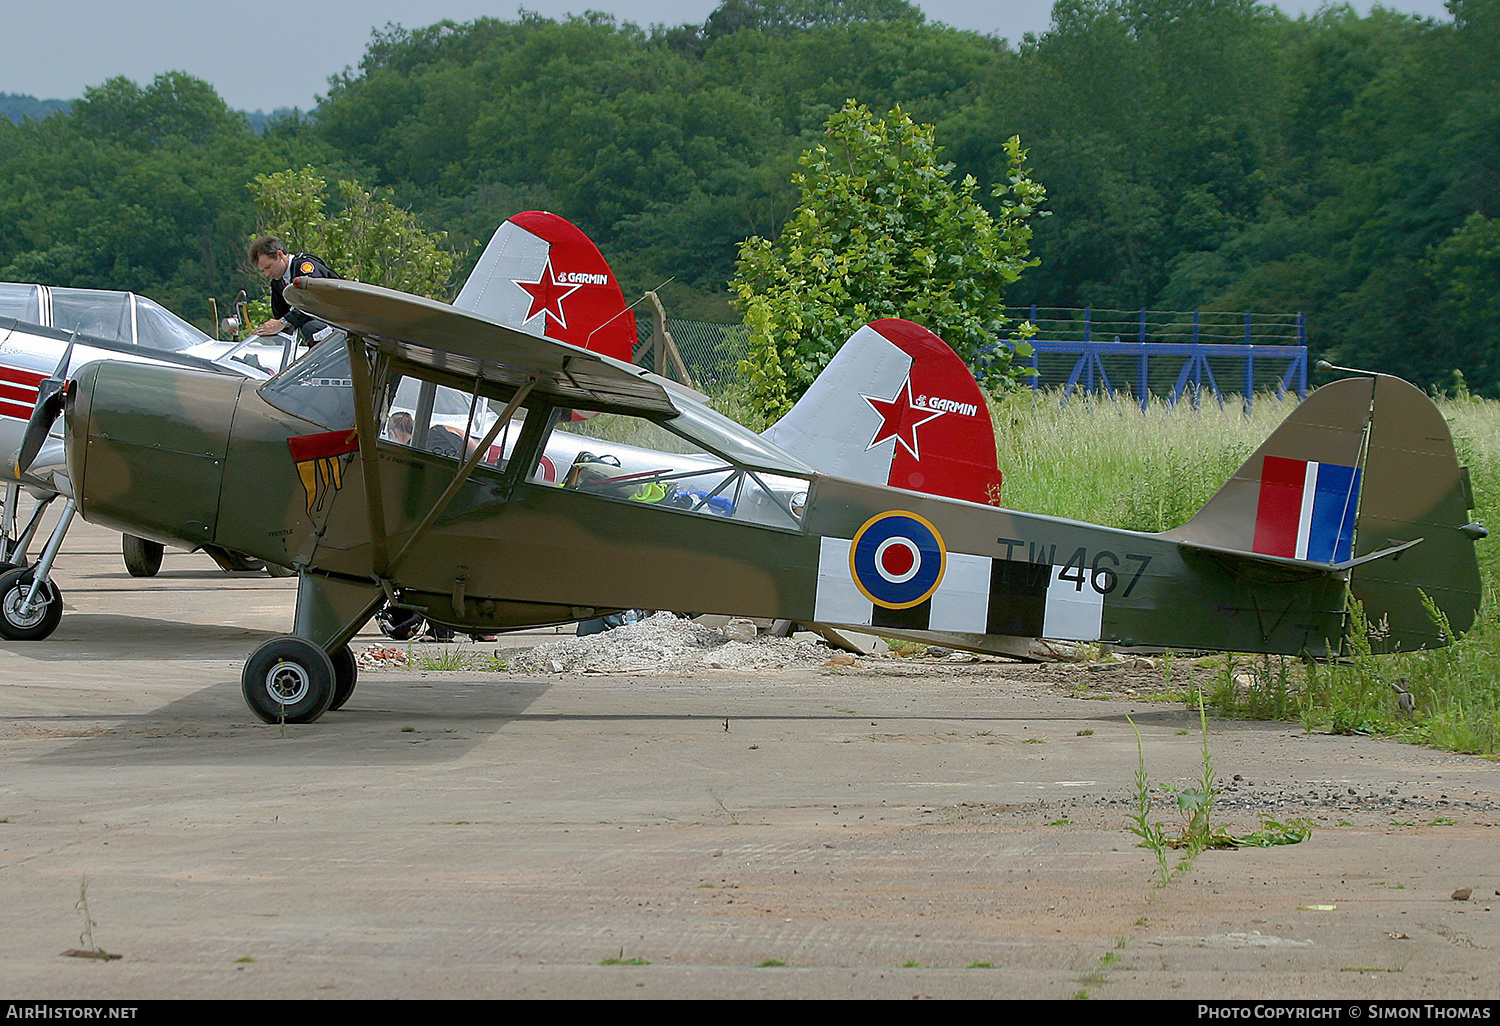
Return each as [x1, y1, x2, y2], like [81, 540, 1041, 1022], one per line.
[247, 235, 288, 264]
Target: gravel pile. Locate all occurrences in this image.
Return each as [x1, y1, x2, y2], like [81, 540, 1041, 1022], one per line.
[1056, 779, 1500, 818]
[510, 612, 834, 674]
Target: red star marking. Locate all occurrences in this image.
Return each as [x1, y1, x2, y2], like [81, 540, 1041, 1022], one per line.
[860, 378, 945, 459]
[513, 257, 581, 329]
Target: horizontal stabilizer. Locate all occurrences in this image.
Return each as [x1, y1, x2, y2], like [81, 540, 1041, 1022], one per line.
[1178, 536, 1423, 580]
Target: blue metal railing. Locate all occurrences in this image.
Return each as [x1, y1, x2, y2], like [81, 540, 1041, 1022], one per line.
[1005, 307, 1309, 412]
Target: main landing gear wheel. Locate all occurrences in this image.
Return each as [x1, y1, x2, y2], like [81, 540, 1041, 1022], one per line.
[122, 535, 164, 578]
[0, 566, 63, 641]
[329, 643, 357, 712]
[241, 636, 336, 724]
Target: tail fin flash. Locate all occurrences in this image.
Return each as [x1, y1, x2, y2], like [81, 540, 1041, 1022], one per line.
[762, 319, 1003, 505]
[454, 211, 636, 362]
[1165, 374, 1483, 649]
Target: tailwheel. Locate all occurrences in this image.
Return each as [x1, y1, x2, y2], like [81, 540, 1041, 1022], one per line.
[0, 566, 63, 641]
[241, 636, 336, 724]
[329, 643, 358, 712]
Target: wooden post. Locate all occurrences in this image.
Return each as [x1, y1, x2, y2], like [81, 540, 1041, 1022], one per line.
[640, 291, 694, 388]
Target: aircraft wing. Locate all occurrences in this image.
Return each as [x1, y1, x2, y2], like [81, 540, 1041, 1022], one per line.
[286, 277, 676, 418]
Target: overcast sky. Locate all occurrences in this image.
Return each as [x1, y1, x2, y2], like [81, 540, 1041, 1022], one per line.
[3, 0, 1457, 113]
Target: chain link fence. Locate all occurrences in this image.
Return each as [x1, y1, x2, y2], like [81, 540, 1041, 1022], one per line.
[633, 317, 750, 393]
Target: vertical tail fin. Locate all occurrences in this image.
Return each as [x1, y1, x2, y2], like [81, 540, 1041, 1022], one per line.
[1165, 374, 1484, 649]
[454, 211, 636, 362]
[762, 319, 1003, 505]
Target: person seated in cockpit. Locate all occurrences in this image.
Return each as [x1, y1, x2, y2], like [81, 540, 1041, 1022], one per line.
[385, 411, 415, 446]
[385, 411, 493, 464]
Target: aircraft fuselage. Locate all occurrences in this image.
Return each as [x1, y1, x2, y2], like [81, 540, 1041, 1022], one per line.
[66, 357, 1351, 661]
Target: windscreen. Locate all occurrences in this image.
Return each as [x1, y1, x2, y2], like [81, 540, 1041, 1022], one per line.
[257, 339, 356, 429]
[131, 294, 211, 351]
[49, 289, 132, 342]
[0, 283, 41, 323]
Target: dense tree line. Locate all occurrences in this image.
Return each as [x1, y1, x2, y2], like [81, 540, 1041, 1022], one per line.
[0, 0, 1495, 392]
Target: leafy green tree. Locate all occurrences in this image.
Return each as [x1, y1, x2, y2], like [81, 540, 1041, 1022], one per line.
[0, 73, 330, 325]
[703, 0, 924, 38]
[1428, 213, 1500, 391]
[70, 72, 247, 149]
[730, 101, 1045, 418]
[248, 166, 456, 300]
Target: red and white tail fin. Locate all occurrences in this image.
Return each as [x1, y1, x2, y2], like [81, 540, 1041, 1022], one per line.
[762, 319, 1002, 504]
[453, 210, 636, 362]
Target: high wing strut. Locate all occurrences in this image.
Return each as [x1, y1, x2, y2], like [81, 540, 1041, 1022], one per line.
[345, 333, 392, 582]
[346, 331, 536, 590]
[383, 376, 534, 581]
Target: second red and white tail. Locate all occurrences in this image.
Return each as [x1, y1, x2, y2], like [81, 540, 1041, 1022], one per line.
[454, 210, 636, 362]
[762, 319, 1003, 505]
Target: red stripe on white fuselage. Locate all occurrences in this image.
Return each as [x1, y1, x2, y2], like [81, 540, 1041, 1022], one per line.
[0, 363, 45, 420]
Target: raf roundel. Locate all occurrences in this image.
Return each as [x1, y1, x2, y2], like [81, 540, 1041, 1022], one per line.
[849, 511, 947, 609]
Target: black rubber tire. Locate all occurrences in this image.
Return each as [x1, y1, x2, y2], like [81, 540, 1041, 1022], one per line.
[241, 636, 336, 724]
[0, 565, 63, 641]
[121, 535, 164, 578]
[329, 643, 357, 711]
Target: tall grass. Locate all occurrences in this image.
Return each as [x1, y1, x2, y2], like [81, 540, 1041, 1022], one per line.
[990, 389, 1283, 531]
[988, 387, 1500, 757]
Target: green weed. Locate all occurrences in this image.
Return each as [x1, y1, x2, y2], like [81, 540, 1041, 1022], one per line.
[410, 643, 507, 673]
[1128, 697, 1312, 885]
[600, 951, 650, 965]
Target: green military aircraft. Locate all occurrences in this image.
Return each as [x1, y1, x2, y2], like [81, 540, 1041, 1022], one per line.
[34, 276, 1486, 724]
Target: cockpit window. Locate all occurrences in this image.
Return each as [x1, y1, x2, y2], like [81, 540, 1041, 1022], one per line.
[257, 338, 356, 429]
[0, 283, 41, 323]
[0, 285, 209, 352]
[131, 294, 211, 351]
[658, 383, 816, 478]
[381, 374, 514, 471]
[50, 289, 131, 343]
[546, 410, 809, 531]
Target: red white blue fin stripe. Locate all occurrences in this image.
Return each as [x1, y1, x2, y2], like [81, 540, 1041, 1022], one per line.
[1252, 455, 1361, 564]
